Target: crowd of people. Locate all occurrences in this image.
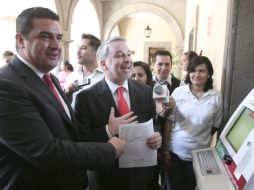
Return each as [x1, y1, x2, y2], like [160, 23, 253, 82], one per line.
[0, 6, 223, 190]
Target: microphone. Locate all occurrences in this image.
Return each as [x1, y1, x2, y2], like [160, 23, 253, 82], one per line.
[72, 79, 91, 89]
[78, 78, 91, 88]
[153, 84, 170, 104]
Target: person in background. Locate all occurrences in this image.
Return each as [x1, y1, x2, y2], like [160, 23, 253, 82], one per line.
[57, 60, 73, 89]
[131, 60, 175, 119]
[167, 56, 223, 190]
[3, 50, 15, 65]
[180, 51, 198, 85]
[0, 7, 125, 190]
[75, 36, 162, 190]
[131, 60, 175, 189]
[131, 60, 176, 110]
[153, 50, 180, 94]
[152, 50, 180, 190]
[64, 33, 104, 108]
[131, 61, 154, 87]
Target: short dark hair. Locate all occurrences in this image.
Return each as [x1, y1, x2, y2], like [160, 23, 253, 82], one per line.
[3, 50, 14, 57]
[185, 56, 214, 92]
[133, 61, 154, 87]
[62, 60, 73, 72]
[153, 50, 173, 64]
[81, 33, 101, 51]
[183, 51, 198, 62]
[16, 7, 59, 38]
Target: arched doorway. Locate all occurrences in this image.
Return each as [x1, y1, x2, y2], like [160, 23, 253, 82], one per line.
[69, 0, 100, 68]
[0, 0, 56, 67]
[102, 3, 183, 48]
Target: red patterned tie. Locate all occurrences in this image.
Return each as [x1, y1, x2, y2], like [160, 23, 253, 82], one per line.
[43, 73, 63, 107]
[117, 86, 129, 116]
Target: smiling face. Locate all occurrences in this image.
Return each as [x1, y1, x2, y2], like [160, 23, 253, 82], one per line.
[101, 40, 132, 85]
[131, 66, 148, 85]
[154, 55, 172, 82]
[16, 18, 63, 73]
[189, 63, 210, 88]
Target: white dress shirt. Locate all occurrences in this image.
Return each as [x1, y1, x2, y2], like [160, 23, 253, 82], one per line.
[104, 78, 131, 138]
[64, 66, 104, 108]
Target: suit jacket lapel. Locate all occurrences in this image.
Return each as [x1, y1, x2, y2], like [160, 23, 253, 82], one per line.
[128, 79, 140, 116]
[11, 58, 74, 127]
[51, 75, 77, 122]
[97, 79, 119, 116]
[50, 74, 80, 136]
[96, 79, 142, 117]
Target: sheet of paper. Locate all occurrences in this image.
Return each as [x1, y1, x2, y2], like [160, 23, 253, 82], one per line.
[119, 119, 157, 168]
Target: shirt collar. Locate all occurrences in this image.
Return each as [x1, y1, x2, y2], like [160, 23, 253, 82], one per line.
[77, 65, 103, 75]
[105, 77, 129, 95]
[153, 73, 172, 86]
[17, 54, 44, 78]
[185, 84, 217, 96]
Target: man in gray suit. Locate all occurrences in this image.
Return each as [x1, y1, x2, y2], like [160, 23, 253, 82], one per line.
[75, 36, 162, 190]
[0, 7, 125, 190]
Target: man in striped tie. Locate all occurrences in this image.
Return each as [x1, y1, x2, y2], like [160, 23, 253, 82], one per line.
[75, 36, 162, 190]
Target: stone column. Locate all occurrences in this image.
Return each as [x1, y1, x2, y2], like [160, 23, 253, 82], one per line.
[62, 38, 73, 61]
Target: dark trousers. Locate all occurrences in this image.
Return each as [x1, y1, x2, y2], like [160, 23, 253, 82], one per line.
[163, 152, 196, 190]
[87, 166, 160, 190]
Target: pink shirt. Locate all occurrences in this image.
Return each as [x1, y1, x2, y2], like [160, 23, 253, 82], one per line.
[57, 71, 71, 89]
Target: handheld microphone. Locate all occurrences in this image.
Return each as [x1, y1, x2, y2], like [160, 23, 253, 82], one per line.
[72, 79, 91, 89]
[77, 79, 91, 88]
[153, 84, 170, 104]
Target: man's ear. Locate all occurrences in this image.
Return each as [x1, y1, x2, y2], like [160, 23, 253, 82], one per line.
[15, 33, 25, 48]
[100, 60, 108, 70]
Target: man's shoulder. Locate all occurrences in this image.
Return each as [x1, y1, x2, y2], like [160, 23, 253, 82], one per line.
[0, 63, 19, 82]
[128, 79, 152, 92]
[0, 66, 27, 96]
[77, 79, 104, 97]
[0, 65, 10, 76]
[171, 74, 181, 82]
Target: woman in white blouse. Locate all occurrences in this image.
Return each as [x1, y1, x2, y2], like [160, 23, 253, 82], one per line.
[167, 56, 223, 190]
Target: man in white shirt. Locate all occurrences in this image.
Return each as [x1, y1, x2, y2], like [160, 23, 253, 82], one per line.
[65, 34, 104, 108]
[152, 50, 180, 190]
[152, 50, 180, 95]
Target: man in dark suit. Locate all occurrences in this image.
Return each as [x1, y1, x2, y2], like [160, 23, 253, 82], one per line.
[152, 50, 180, 190]
[75, 36, 162, 190]
[0, 7, 126, 190]
[152, 50, 181, 94]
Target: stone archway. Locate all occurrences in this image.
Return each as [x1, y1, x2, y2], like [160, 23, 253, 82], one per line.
[102, 3, 184, 48]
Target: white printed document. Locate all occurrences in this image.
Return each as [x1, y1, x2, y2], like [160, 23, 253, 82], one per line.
[119, 119, 157, 168]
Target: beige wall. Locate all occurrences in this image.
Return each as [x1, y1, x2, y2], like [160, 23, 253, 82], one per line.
[102, 0, 186, 34]
[185, 0, 229, 90]
[119, 15, 176, 63]
[0, 0, 57, 67]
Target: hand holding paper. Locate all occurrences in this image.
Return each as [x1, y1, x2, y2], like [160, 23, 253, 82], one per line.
[119, 119, 157, 168]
